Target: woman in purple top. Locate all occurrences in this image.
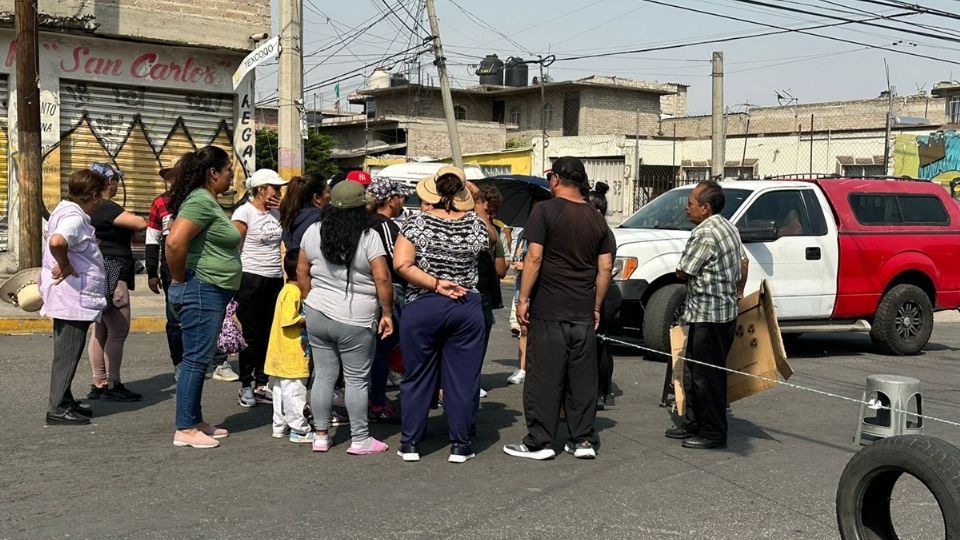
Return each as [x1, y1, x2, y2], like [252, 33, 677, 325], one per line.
[39, 169, 109, 425]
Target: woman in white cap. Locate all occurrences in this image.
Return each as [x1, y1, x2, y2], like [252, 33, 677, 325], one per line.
[232, 168, 288, 407]
[39, 169, 109, 425]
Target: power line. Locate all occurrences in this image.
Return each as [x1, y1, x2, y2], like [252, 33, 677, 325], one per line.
[552, 10, 918, 61]
[448, 0, 535, 56]
[620, 0, 960, 66]
[726, 0, 960, 45]
[849, 0, 960, 21]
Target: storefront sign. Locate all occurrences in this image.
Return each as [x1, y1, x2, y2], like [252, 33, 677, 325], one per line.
[232, 36, 280, 89]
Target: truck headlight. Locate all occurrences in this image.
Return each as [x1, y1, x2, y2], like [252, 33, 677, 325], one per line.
[613, 256, 638, 281]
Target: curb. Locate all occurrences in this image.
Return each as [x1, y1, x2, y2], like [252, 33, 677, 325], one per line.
[0, 317, 168, 335]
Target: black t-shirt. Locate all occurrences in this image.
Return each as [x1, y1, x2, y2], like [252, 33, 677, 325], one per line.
[367, 212, 404, 285]
[91, 200, 134, 258]
[525, 198, 616, 323]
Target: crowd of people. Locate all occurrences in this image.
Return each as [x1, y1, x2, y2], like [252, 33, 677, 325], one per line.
[28, 147, 746, 460]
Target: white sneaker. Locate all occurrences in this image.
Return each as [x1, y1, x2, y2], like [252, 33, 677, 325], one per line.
[237, 386, 257, 408]
[254, 385, 273, 404]
[479, 388, 488, 398]
[212, 361, 240, 382]
[272, 426, 290, 439]
[506, 369, 526, 385]
[564, 441, 597, 459]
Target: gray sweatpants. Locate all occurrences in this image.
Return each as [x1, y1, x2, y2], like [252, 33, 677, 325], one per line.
[304, 305, 376, 443]
[49, 319, 93, 414]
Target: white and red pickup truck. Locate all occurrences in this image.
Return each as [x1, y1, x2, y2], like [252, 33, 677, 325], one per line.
[613, 177, 960, 356]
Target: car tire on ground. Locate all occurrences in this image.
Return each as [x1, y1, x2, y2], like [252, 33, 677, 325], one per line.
[869, 284, 933, 355]
[836, 435, 960, 540]
[642, 283, 686, 361]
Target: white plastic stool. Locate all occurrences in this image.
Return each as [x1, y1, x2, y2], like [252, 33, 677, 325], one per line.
[854, 374, 923, 445]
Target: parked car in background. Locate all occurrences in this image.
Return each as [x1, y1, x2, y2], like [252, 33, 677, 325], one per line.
[373, 162, 484, 190]
[613, 177, 960, 356]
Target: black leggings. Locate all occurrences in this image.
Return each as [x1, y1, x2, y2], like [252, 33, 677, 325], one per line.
[235, 272, 284, 388]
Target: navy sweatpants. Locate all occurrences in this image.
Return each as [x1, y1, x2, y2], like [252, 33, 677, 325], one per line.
[400, 292, 485, 446]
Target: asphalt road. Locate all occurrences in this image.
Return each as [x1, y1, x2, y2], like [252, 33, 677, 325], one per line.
[2, 317, 959, 539]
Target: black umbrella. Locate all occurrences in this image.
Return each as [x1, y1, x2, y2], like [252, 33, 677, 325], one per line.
[473, 175, 552, 227]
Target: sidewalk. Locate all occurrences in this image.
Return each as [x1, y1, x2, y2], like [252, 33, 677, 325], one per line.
[0, 275, 168, 334]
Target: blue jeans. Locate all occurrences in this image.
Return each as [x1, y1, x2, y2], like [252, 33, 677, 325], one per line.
[168, 270, 235, 429]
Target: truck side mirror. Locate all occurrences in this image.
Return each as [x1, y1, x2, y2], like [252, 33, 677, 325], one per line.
[738, 220, 779, 243]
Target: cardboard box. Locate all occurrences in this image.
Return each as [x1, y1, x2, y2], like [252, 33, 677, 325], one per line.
[670, 280, 793, 415]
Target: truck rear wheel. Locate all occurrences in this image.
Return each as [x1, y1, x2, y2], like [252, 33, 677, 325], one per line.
[870, 284, 933, 355]
[642, 284, 686, 361]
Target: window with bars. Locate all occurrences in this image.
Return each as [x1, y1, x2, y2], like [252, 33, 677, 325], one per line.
[454, 105, 466, 120]
[725, 166, 755, 179]
[509, 106, 521, 126]
[684, 167, 711, 182]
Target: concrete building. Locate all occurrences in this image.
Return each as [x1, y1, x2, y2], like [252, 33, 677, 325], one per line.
[532, 91, 951, 226]
[319, 75, 685, 172]
[0, 0, 268, 270]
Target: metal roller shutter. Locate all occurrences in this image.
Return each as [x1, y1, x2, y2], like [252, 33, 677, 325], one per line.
[0, 77, 8, 251]
[581, 158, 626, 225]
[59, 80, 237, 215]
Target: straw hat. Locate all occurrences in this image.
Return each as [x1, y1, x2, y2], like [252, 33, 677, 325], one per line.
[415, 166, 474, 211]
[0, 267, 43, 312]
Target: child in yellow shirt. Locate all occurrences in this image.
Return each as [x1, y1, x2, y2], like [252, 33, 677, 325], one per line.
[265, 249, 313, 443]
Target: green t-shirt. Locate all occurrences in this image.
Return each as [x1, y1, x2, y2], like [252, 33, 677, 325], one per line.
[178, 189, 242, 290]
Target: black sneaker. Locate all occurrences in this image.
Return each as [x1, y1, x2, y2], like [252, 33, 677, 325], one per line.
[397, 443, 420, 462]
[604, 393, 616, 407]
[87, 384, 106, 400]
[449, 444, 475, 463]
[503, 443, 556, 460]
[102, 383, 142, 402]
[596, 396, 606, 411]
[564, 441, 597, 459]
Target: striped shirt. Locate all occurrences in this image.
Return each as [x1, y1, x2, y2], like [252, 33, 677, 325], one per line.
[399, 211, 488, 305]
[368, 213, 404, 284]
[677, 214, 745, 324]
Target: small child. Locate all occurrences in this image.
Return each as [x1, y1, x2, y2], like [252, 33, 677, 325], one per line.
[264, 249, 314, 443]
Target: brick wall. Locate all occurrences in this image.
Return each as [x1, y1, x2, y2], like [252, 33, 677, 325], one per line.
[0, 0, 269, 50]
[579, 87, 661, 137]
[664, 94, 947, 139]
[406, 121, 506, 158]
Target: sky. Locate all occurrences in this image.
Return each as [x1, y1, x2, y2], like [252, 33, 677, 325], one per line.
[257, 0, 960, 115]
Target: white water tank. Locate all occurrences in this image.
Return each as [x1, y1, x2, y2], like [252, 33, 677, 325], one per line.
[369, 68, 390, 90]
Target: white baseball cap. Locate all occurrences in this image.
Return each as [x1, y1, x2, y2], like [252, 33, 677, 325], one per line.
[246, 169, 288, 190]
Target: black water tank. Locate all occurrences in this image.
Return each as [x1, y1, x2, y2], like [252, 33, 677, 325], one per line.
[478, 54, 504, 86]
[505, 57, 528, 87]
[390, 73, 409, 87]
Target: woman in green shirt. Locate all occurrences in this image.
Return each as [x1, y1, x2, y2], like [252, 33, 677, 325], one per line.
[165, 146, 242, 449]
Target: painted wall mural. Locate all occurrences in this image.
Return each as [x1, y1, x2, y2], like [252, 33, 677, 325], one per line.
[893, 131, 960, 188]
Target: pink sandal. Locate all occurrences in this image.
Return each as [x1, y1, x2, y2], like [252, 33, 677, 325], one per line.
[346, 438, 389, 455]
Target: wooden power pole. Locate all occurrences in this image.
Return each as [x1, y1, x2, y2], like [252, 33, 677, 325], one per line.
[425, 0, 463, 168]
[277, 0, 303, 179]
[16, 0, 41, 269]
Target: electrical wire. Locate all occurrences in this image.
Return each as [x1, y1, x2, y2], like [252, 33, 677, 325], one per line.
[595, 0, 960, 66]
[448, 0, 535, 56]
[552, 10, 918, 61]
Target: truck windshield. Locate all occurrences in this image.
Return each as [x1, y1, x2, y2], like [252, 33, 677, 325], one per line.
[620, 188, 751, 231]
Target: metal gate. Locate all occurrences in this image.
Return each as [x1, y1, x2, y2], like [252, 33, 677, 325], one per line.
[58, 81, 237, 215]
[633, 165, 684, 210]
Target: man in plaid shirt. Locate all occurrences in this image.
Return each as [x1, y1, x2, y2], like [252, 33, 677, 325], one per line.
[666, 180, 748, 450]
[145, 168, 182, 369]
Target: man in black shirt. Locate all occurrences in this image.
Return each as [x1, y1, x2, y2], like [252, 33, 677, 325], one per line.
[503, 157, 615, 460]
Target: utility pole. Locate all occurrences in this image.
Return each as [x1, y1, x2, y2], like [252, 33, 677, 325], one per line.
[425, 0, 463, 168]
[16, 0, 41, 269]
[711, 51, 725, 179]
[277, 0, 303, 180]
[882, 60, 894, 174]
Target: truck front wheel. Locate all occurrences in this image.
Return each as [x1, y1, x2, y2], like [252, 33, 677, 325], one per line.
[870, 284, 933, 355]
[642, 284, 686, 361]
